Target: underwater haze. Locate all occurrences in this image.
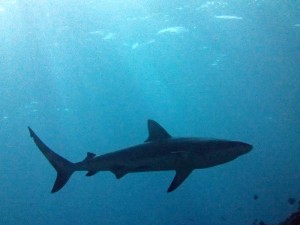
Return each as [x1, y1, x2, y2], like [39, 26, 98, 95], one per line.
[0, 0, 300, 224]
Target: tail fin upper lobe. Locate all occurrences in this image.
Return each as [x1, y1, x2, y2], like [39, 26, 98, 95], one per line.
[28, 127, 75, 193]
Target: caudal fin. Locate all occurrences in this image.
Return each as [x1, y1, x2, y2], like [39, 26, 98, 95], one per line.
[28, 127, 75, 193]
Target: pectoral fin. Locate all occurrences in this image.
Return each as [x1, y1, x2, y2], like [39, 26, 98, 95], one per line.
[167, 169, 193, 192]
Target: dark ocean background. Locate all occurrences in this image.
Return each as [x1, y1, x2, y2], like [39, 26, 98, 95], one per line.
[0, 0, 299, 224]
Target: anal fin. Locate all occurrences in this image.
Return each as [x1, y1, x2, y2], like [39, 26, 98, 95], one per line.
[167, 168, 193, 192]
[86, 171, 97, 176]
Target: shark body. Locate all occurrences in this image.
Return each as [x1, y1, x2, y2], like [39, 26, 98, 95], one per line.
[28, 120, 252, 193]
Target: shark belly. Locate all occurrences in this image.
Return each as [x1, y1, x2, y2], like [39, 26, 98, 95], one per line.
[77, 148, 181, 174]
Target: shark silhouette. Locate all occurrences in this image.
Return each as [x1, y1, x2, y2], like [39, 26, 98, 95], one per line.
[28, 120, 252, 193]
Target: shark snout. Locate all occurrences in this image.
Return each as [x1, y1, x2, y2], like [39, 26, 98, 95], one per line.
[239, 142, 253, 154]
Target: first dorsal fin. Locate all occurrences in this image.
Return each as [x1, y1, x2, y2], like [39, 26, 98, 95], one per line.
[145, 120, 172, 142]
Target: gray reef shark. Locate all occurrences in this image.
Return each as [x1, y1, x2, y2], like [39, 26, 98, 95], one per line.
[28, 120, 252, 193]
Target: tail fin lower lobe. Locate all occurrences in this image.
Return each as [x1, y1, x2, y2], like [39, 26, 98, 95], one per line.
[28, 127, 75, 193]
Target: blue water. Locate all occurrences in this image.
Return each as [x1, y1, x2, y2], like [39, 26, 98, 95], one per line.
[0, 0, 300, 224]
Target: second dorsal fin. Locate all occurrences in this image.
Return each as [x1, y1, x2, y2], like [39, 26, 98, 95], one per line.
[145, 120, 171, 142]
[84, 152, 96, 161]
